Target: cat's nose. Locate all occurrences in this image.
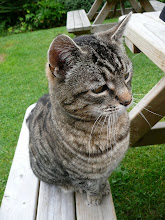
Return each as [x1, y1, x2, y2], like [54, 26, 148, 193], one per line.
[115, 90, 132, 107]
[120, 99, 132, 106]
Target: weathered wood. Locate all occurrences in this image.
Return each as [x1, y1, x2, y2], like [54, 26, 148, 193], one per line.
[67, 11, 75, 33]
[150, 0, 165, 11]
[91, 22, 118, 33]
[139, 0, 155, 12]
[134, 122, 165, 147]
[93, 8, 133, 20]
[74, 10, 85, 31]
[87, 0, 103, 21]
[113, 2, 118, 17]
[125, 37, 141, 54]
[67, 10, 91, 33]
[36, 182, 75, 220]
[120, 0, 125, 15]
[93, 1, 115, 24]
[128, 0, 143, 12]
[80, 10, 92, 30]
[0, 104, 39, 220]
[76, 185, 117, 220]
[143, 11, 164, 23]
[125, 13, 165, 73]
[129, 76, 165, 146]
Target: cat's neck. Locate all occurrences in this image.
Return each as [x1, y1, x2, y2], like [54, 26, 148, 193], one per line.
[52, 102, 95, 133]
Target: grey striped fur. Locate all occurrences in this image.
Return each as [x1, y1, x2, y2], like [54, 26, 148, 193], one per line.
[27, 13, 133, 205]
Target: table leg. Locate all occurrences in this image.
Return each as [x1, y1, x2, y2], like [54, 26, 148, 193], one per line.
[139, 0, 155, 12]
[93, 0, 115, 24]
[87, 0, 103, 21]
[129, 76, 165, 146]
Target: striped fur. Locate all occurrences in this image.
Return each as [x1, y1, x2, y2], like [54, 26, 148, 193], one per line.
[27, 14, 133, 205]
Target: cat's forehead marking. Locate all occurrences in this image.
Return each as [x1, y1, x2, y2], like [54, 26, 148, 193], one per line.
[73, 35, 130, 80]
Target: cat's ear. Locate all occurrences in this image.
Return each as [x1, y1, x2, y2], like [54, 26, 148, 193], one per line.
[96, 12, 132, 44]
[48, 34, 81, 78]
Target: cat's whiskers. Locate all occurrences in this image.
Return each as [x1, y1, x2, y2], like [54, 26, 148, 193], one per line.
[132, 52, 143, 60]
[108, 115, 112, 159]
[115, 110, 118, 142]
[106, 116, 109, 153]
[108, 114, 113, 159]
[133, 99, 163, 118]
[88, 113, 104, 161]
[139, 112, 152, 128]
[98, 114, 108, 149]
[133, 93, 146, 96]
[132, 102, 152, 128]
[104, 108, 118, 157]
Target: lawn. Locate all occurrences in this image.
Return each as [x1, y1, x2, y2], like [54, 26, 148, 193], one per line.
[0, 25, 164, 219]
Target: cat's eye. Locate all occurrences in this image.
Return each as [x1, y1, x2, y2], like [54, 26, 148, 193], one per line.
[124, 72, 130, 81]
[92, 85, 106, 94]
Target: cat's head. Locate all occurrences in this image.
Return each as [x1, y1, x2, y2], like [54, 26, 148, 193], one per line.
[47, 13, 133, 120]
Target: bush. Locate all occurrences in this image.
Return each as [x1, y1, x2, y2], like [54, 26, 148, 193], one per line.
[0, 0, 66, 34]
[24, 0, 66, 29]
[61, 0, 95, 13]
[0, 0, 35, 29]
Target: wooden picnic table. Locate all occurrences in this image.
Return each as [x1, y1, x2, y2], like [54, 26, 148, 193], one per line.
[88, 0, 155, 25]
[67, 0, 158, 35]
[125, 11, 165, 147]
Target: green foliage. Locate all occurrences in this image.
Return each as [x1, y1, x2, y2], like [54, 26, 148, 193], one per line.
[24, 0, 66, 29]
[61, 0, 95, 13]
[0, 0, 35, 28]
[0, 0, 66, 34]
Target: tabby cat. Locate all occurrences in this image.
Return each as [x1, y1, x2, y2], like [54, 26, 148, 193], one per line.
[27, 13, 133, 205]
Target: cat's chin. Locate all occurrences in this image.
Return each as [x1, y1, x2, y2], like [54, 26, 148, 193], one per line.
[118, 100, 133, 116]
[117, 106, 127, 116]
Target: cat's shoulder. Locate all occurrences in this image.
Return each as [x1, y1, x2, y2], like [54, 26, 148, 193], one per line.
[26, 94, 51, 126]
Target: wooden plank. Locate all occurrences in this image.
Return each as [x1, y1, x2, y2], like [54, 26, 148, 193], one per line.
[134, 122, 165, 147]
[36, 182, 75, 220]
[150, 0, 165, 11]
[125, 37, 141, 54]
[79, 10, 91, 30]
[87, 0, 103, 21]
[143, 11, 164, 23]
[0, 104, 39, 220]
[67, 11, 75, 32]
[129, 76, 165, 146]
[112, 2, 118, 17]
[67, 10, 91, 33]
[74, 10, 83, 31]
[128, 0, 143, 13]
[124, 13, 165, 73]
[76, 185, 117, 220]
[91, 22, 118, 33]
[85, 8, 133, 22]
[120, 0, 125, 15]
[93, 1, 115, 25]
[139, 0, 155, 12]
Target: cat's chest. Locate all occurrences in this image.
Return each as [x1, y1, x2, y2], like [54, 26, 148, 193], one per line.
[55, 113, 129, 178]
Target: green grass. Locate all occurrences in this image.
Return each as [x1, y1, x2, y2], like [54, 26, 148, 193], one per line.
[0, 26, 165, 219]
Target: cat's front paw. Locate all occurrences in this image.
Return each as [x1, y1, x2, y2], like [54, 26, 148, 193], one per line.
[87, 194, 102, 205]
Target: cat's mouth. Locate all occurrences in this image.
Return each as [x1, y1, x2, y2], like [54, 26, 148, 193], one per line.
[90, 98, 133, 119]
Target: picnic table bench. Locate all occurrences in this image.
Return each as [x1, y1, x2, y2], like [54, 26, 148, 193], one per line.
[0, 104, 117, 220]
